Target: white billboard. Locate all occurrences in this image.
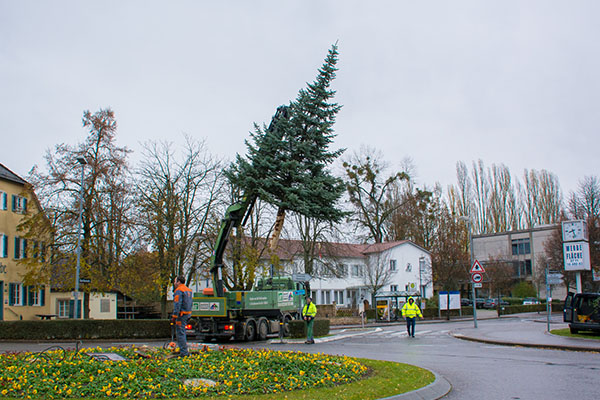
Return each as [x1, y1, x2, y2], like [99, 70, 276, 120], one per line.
[563, 241, 591, 271]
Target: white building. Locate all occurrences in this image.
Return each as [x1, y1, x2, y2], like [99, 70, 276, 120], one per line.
[198, 239, 433, 308]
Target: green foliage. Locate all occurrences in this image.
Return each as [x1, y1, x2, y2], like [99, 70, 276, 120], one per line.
[0, 320, 170, 340]
[227, 44, 345, 223]
[289, 319, 331, 338]
[512, 281, 537, 298]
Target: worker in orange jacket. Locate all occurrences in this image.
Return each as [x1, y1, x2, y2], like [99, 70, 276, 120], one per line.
[172, 275, 193, 356]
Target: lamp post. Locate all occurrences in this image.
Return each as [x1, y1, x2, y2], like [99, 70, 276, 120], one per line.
[74, 156, 86, 319]
[460, 216, 478, 328]
[419, 256, 425, 299]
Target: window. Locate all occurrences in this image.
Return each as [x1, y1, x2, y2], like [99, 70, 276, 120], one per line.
[390, 260, 397, 271]
[9, 283, 23, 306]
[334, 290, 344, 305]
[0, 234, 7, 258]
[13, 237, 27, 259]
[0, 191, 7, 210]
[336, 264, 347, 277]
[511, 238, 531, 255]
[11, 195, 27, 213]
[57, 299, 70, 318]
[27, 286, 45, 306]
[390, 285, 398, 292]
[405, 263, 412, 272]
[351, 264, 363, 277]
[100, 299, 111, 313]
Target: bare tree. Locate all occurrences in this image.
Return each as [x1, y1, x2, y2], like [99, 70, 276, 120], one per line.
[343, 146, 409, 243]
[20, 108, 134, 317]
[136, 136, 225, 317]
[361, 250, 394, 304]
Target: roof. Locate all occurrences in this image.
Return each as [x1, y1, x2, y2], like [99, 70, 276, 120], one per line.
[250, 238, 429, 261]
[0, 163, 27, 185]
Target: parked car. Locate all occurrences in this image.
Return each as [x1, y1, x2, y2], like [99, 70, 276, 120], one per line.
[461, 298, 472, 306]
[563, 292, 600, 334]
[523, 297, 540, 305]
[475, 298, 486, 309]
[483, 298, 509, 309]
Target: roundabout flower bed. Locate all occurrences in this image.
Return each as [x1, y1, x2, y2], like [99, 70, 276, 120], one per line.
[0, 346, 368, 399]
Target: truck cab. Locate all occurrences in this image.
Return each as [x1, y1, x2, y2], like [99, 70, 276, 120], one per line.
[563, 292, 600, 334]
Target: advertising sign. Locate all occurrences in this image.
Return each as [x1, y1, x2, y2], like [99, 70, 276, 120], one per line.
[439, 291, 461, 310]
[563, 241, 591, 271]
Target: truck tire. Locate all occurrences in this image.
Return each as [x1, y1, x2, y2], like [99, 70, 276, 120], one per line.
[245, 319, 257, 341]
[570, 326, 579, 334]
[257, 318, 269, 341]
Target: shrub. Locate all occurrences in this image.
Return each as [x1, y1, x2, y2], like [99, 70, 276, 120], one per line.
[0, 319, 171, 340]
[288, 319, 330, 338]
[512, 281, 537, 298]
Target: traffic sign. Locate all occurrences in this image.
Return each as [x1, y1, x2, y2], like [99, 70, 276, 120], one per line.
[474, 283, 482, 288]
[292, 273, 312, 282]
[470, 260, 486, 274]
[547, 273, 563, 285]
[471, 272, 483, 283]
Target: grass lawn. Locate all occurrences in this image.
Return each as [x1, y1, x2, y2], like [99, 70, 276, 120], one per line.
[551, 328, 600, 340]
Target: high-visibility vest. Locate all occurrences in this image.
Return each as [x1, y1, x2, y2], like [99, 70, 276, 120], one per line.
[401, 300, 422, 318]
[302, 302, 317, 318]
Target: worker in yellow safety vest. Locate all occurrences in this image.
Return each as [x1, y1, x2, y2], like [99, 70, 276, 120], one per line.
[401, 297, 423, 338]
[302, 297, 317, 344]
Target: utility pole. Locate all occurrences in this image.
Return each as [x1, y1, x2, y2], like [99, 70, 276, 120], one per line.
[460, 216, 478, 329]
[74, 156, 86, 319]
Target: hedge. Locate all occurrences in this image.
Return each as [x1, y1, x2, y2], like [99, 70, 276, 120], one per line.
[0, 319, 171, 340]
[288, 319, 330, 338]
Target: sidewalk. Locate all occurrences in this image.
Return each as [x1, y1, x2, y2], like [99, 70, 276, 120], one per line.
[450, 311, 600, 353]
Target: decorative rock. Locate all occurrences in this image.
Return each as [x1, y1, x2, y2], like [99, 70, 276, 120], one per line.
[183, 378, 217, 387]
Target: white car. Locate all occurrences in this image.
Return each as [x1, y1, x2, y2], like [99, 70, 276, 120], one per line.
[522, 297, 540, 305]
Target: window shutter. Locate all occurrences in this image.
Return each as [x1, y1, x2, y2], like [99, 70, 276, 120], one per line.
[68, 300, 74, 318]
[41, 287, 46, 307]
[14, 237, 20, 259]
[28, 286, 34, 306]
[9, 284, 14, 306]
[1, 192, 6, 210]
[11, 195, 16, 212]
[22, 239, 27, 259]
[22, 198, 27, 212]
[1, 234, 6, 258]
[22, 285, 26, 306]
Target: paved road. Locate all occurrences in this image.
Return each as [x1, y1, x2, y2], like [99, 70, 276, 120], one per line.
[1, 313, 599, 399]
[252, 315, 600, 400]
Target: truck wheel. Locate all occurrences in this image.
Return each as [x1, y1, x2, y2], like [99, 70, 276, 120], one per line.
[570, 326, 579, 334]
[245, 319, 256, 341]
[257, 318, 269, 341]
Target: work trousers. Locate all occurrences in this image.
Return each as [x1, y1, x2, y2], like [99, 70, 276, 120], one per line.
[406, 317, 416, 337]
[306, 318, 314, 341]
[176, 314, 191, 356]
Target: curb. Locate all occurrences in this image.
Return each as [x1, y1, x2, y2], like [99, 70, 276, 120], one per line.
[451, 332, 600, 353]
[378, 371, 451, 400]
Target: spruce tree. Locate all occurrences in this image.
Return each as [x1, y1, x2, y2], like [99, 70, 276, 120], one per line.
[228, 44, 345, 248]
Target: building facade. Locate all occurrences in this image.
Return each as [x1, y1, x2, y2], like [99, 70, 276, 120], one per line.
[472, 225, 565, 299]
[191, 239, 433, 308]
[0, 163, 52, 320]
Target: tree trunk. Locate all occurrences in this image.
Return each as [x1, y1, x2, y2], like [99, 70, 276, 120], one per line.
[267, 207, 286, 251]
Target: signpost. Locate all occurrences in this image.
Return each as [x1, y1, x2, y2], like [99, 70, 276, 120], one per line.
[469, 259, 485, 328]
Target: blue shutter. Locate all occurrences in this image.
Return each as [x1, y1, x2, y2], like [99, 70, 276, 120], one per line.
[1, 192, 6, 210]
[22, 239, 27, 259]
[11, 195, 16, 212]
[22, 285, 26, 306]
[14, 237, 20, 259]
[22, 198, 27, 212]
[8, 283, 14, 306]
[68, 300, 74, 318]
[41, 287, 46, 307]
[27, 286, 34, 306]
[1, 235, 6, 258]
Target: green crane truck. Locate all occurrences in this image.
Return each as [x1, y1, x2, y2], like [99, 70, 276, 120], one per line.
[186, 106, 307, 341]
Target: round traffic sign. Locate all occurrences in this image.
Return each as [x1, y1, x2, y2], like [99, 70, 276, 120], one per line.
[471, 272, 483, 283]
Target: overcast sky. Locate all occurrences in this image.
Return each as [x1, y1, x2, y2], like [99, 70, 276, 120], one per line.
[1, 1, 598, 196]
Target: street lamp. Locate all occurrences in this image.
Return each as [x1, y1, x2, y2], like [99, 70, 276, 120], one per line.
[459, 215, 478, 329]
[419, 256, 425, 299]
[74, 156, 86, 319]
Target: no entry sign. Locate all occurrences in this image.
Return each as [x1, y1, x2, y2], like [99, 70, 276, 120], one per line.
[471, 272, 483, 283]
